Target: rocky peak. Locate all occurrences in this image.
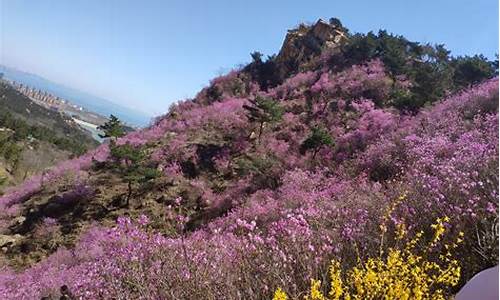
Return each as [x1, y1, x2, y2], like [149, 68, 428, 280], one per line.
[276, 18, 347, 74]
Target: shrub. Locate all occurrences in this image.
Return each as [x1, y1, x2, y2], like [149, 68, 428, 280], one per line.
[276, 218, 463, 300]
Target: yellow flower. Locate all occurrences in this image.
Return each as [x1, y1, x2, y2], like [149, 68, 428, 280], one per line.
[272, 287, 288, 300]
[430, 218, 446, 245]
[328, 260, 344, 300]
[306, 279, 327, 300]
[396, 223, 407, 240]
[301, 216, 461, 300]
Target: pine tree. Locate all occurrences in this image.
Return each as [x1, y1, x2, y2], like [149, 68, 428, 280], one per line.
[98, 114, 125, 140]
[109, 143, 159, 207]
[300, 126, 334, 159]
[452, 55, 497, 87]
[243, 96, 284, 143]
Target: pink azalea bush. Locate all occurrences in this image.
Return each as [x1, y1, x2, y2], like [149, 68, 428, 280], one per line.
[0, 55, 497, 299]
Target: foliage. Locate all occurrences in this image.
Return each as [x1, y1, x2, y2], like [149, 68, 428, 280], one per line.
[108, 142, 159, 206]
[244, 52, 282, 90]
[98, 114, 125, 139]
[0, 82, 97, 155]
[0, 142, 21, 172]
[452, 55, 497, 87]
[0, 76, 496, 300]
[327, 31, 496, 112]
[0, 110, 89, 155]
[300, 126, 334, 159]
[244, 95, 284, 142]
[294, 218, 462, 300]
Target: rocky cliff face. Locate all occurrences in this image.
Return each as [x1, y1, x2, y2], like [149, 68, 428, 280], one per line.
[275, 18, 347, 75]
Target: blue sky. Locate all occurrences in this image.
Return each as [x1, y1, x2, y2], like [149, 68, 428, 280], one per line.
[1, 0, 498, 116]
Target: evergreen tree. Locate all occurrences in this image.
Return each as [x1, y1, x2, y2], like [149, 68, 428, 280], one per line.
[243, 96, 284, 143]
[3, 143, 21, 174]
[0, 175, 7, 188]
[108, 143, 159, 207]
[98, 115, 125, 140]
[300, 126, 334, 159]
[452, 55, 497, 87]
[335, 30, 497, 112]
[250, 51, 264, 64]
[245, 52, 282, 90]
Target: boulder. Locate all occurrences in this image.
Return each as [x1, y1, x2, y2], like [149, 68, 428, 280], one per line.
[0, 234, 21, 248]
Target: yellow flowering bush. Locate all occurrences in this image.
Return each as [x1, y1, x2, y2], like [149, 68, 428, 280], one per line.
[273, 288, 288, 300]
[275, 217, 463, 300]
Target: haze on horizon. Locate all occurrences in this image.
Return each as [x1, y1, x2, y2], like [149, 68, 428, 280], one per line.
[1, 0, 498, 116]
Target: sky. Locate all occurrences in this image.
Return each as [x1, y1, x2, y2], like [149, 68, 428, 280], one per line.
[1, 0, 498, 116]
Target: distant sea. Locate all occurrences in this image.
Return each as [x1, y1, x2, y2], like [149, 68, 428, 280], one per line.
[0, 65, 152, 127]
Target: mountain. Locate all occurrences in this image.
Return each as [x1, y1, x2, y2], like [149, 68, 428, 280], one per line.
[0, 19, 497, 299]
[0, 81, 99, 192]
[0, 65, 152, 127]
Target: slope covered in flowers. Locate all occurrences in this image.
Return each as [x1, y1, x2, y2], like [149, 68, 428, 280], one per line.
[0, 20, 498, 299]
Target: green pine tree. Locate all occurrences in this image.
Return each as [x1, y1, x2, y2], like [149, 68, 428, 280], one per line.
[300, 126, 334, 159]
[243, 96, 284, 143]
[98, 115, 125, 140]
[108, 143, 159, 207]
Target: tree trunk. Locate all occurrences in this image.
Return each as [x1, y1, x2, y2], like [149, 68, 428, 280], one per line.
[126, 181, 132, 207]
[312, 148, 319, 160]
[258, 121, 264, 144]
[321, 100, 329, 114]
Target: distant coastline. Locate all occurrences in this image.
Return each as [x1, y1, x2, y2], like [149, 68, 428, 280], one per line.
[0, 65, 152, 127]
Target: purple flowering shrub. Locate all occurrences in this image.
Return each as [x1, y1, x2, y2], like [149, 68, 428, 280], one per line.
[0, 171, 385, 299]
[0, 53, 497, 299]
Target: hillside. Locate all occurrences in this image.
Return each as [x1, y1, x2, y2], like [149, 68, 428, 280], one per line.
[0, 82, 99, 192]
[0, 19, 498, 299]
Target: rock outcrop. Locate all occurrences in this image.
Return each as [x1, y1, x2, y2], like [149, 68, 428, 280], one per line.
[275, 18, 347, 75]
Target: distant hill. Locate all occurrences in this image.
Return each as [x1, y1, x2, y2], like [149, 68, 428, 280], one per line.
[0, 81, 98, 190]
[0, 65, 152, 127]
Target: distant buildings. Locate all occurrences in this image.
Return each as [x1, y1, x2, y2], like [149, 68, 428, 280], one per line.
[10, 81, 81, 110]
[4, 80, 131, 132]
